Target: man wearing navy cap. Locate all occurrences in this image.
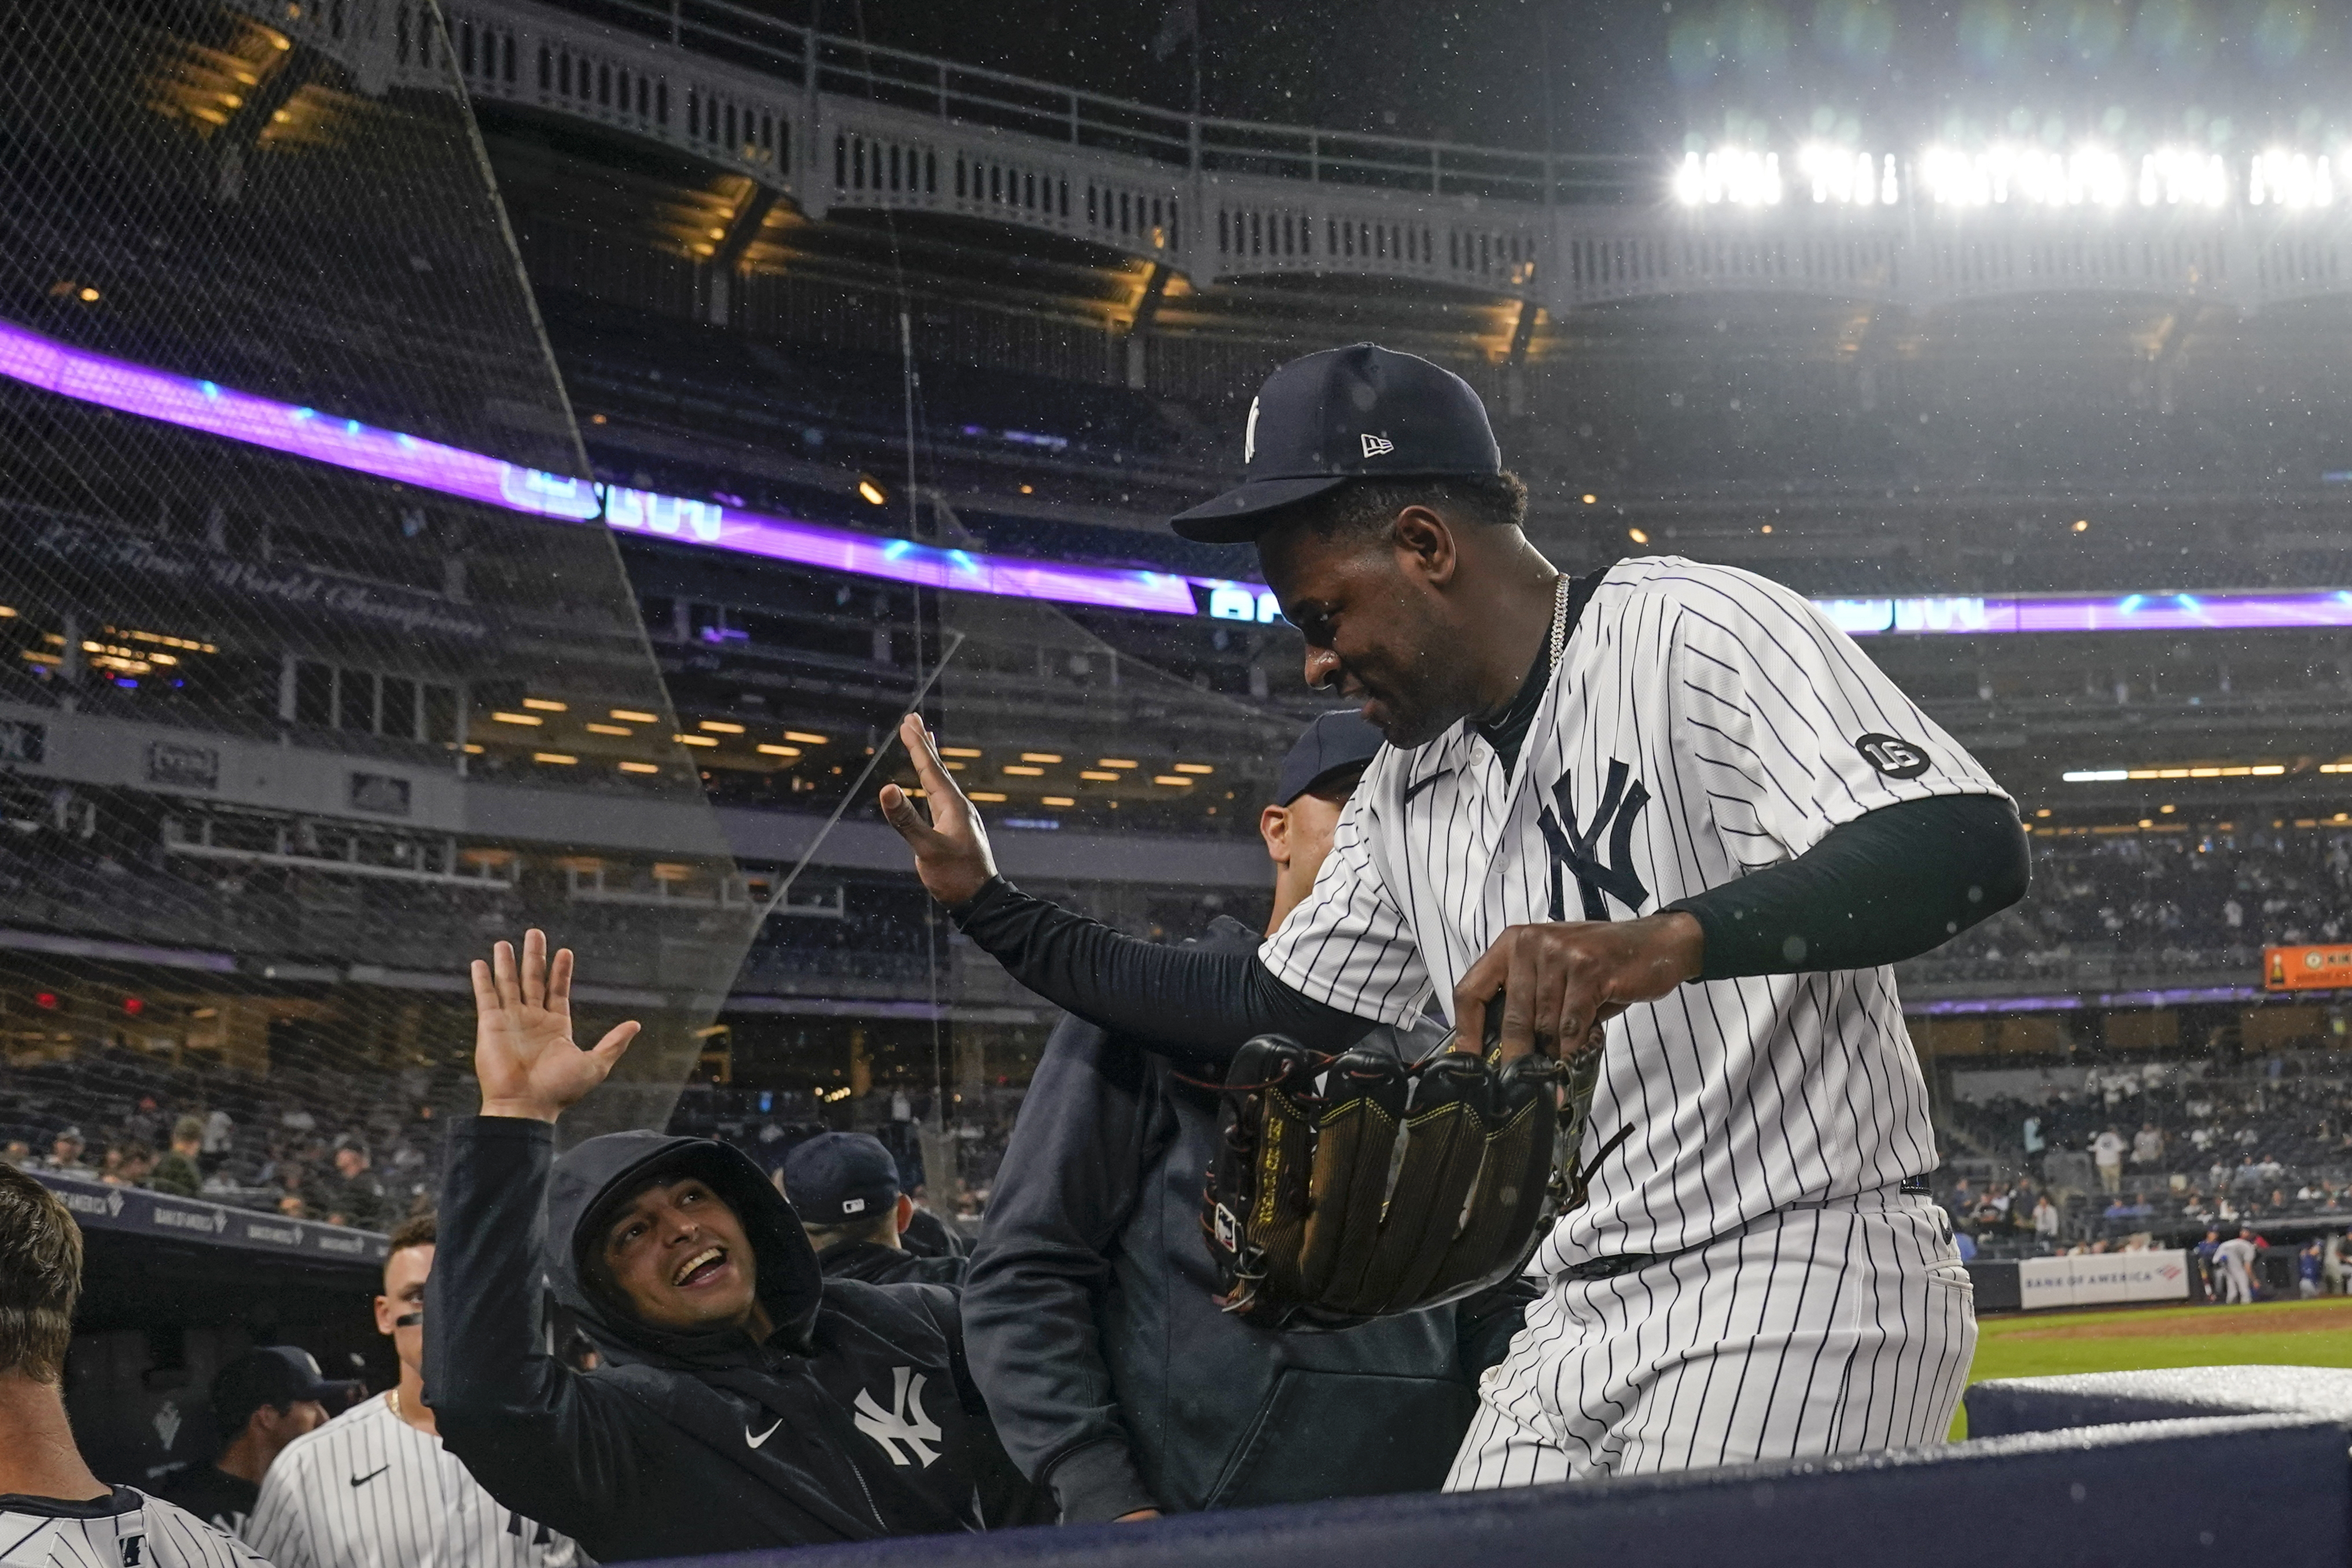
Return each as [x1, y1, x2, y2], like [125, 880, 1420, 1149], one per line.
[885, 342, 2025, 1489]
[153, 1346, 344, 1538]
[783, 1133, 964, 1287]
[956, 713, 1530, 1523]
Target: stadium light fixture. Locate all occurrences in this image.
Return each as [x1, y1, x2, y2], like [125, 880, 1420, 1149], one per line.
[1096, 757, 1138, 769]
[940, 746, 983, 758]
[522, 697, 566, 711]
[1002, 765, 1044, 776]
[1021, 752, 1063, 763]
[610, 708, 658, 722]
[1675, 148, 1782, 207]
[969, 791, 1008, 803]
[856, 474, 888, 506]
[2138, 148, 2229, 208]
[1043, 796, 1075, 807]
[785, 730, 828, 745]
[1153, 775, 1194, 786]
[674, 733, 718, 747]
[2073, 520, 2089, 532]
[586, 723, 632, 736]
[533, 752, 579, 765]
[1797, 146, 1897, 206]
[2250, 149, 2333, 209]
[1080, 770, 1121, 782]
[756, 743, 801, 757]
[491, 711, 543, 726]
[698, 720, 746, 734]
[1173, 763, 1214, 774]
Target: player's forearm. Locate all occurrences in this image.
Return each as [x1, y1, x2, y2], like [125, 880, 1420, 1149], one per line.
[426, 1118, 567, 1423]
[1668, 793, 2029, 980]
[950, 877, 1376, 1057]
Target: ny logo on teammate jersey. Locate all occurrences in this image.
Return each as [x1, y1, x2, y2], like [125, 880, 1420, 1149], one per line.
[853, 1367, 943, 1467]
[1536, 759, 1650, 921]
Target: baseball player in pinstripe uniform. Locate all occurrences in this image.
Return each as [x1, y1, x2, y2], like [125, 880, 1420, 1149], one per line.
[0, 1167, 265, 1568]
[244, 1215, 578, 1568]
[881, 343, 2030, 1488]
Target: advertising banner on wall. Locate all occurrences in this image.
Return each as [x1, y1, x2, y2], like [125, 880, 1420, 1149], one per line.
[2018, 1250, 2190, 1311]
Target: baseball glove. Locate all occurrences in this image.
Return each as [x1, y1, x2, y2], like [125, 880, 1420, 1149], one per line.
[1201, 1032, 1626, 1330]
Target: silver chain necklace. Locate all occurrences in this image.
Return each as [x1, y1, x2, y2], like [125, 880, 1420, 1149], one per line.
[1547, 570, 1572, 669]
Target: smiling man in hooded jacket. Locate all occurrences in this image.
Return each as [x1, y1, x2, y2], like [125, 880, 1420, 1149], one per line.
[424, 930, 1040, 1563]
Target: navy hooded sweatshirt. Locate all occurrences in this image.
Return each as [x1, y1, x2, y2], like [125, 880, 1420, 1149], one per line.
[425, 1119, 1041, 1563]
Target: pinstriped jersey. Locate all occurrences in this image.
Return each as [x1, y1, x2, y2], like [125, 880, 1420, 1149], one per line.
[1259, 556, 2009, 1264]
[0, 1488, 263, 1568]
[243, 1396, 580, 1568]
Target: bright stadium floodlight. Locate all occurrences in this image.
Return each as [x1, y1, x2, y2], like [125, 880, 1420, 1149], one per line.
[1923, 144, 2127, 210]
[1674, 148, 1782, 207]
[2137, 148, 2229, 208]
[2250, 149, 2333, 209]
[1797, 145, 1894, 206]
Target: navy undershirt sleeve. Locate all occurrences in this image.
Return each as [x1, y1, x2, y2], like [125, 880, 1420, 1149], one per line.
[1666, 793, 2029, 982]
[948, 879, 1376, 1062]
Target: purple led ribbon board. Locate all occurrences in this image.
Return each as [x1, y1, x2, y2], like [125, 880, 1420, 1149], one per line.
[0, 317, 1198, 616]
[6, 313, 2352, 635]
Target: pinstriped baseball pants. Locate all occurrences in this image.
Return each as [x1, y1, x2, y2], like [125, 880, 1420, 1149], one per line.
[1445, 1192, 1977, 1489]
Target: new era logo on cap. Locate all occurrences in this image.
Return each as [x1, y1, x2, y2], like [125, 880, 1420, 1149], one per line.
[1172, 343, 1502, 542]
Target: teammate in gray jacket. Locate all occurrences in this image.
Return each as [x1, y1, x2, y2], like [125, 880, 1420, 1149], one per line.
[962, 713, 1530, 1522]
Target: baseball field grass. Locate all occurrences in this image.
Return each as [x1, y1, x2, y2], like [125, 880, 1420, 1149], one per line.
[1949, 1296, 2352, 1438]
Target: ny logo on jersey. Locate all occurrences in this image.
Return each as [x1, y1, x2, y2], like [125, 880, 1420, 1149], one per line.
[1536, 759, 1650, 921]
[853, 1367, 943, 1468]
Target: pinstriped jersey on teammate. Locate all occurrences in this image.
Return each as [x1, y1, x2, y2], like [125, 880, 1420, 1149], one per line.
[242, 1394, 580, 1568]
[1259, 555, 2012, 1266]
[0, 1489, 264, 1568]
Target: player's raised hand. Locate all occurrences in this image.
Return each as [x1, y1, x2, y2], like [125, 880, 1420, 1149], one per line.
[1453, 912, 1705, 1063]
[470, 928, 641, 1124]
[878, 712, 999, 906]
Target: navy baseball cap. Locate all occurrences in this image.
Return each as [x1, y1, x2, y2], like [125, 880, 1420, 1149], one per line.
[1171, 343, 1503, 543]
[781, 1133, 901, 1226]
[1276, 711, 1385, 805]
[209, 1346, 344, 1433]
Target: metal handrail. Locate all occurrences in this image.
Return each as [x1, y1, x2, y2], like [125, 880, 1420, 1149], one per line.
[527, 0, 1645, 200]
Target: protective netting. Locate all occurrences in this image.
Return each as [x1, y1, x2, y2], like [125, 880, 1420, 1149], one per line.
[0, 0, 753, 1225]
[921, 545, 1304, 1217]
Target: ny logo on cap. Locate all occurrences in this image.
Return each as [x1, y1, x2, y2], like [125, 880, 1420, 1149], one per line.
[1360, 433, 1394, 457]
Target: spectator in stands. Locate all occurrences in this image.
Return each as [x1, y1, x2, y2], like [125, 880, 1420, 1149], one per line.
[0, 1165, 263, 1565]
[902, 1184, 966, 1260]
[783, 1133, 963, 1287]
[2093, 1126, 2128, 1195]
[150, 1118, 207, 1198]
[37, 1128, 90, 1179]
[1, 1140, 30, 1169]
[153, 1346, 340, 1537]
[101, 1142, 154, 1188]
[323, 1138, 387, 1230]
[2033, 1192, 2060, 1243]
[2132, 1121, 2165, 1169]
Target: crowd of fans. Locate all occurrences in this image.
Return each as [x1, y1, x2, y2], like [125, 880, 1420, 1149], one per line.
[1909, 826, 2352, 982]
[1938, 1058, 2352, 1254]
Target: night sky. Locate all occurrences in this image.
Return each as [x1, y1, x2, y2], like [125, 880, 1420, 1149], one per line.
[778, 1, 2352, 160]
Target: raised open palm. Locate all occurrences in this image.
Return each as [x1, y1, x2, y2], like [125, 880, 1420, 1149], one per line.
[470, 929, 641, 1123]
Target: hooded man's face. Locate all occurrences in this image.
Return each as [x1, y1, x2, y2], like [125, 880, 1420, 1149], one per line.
[598, 1175, 763, 1334]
